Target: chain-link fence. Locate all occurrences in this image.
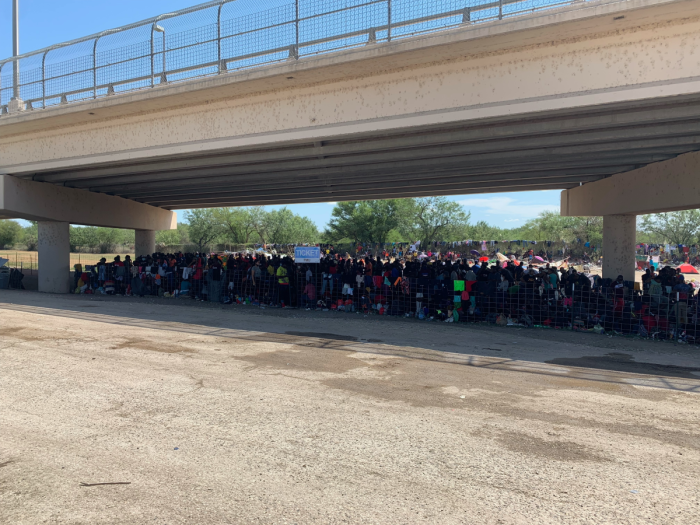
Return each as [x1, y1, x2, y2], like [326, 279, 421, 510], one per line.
[1, 0, 614, 113]
[66, 255, 700, 346]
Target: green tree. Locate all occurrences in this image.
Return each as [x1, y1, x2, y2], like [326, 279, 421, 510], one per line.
[400, 197, 471, 248]
[466, 220, 509, 241]
[95, 228, 122, 253]
[0, 220, 22, 249]
[570, 216, 603, 245]
[70, 226, 98, 251]
[185, 209, 223, 252]
[519, 211, 575, 241]
[22, 222, 38, 251]
[325, 200, 411, 244]
[516, 211, 602, 244]
[261, 208, 319, 244]
[156, 224, 190, 248]
[214, 207, 261, 245]
[639, 210, 700, 246]
[69, 227, 133, 252]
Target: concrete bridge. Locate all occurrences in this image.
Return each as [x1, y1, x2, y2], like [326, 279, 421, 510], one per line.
[1, 0, 700, 292]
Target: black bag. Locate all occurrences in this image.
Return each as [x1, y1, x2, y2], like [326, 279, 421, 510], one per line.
[9, 269, 24, 289]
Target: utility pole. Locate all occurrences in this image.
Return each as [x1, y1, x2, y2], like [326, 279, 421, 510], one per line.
[9, 0, 24, 112]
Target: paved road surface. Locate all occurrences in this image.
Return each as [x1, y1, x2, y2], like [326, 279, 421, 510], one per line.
[1, 291, 698, 524]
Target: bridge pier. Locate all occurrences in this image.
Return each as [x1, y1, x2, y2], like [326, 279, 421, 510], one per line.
[562, 150, 700, 280]
[135, 230, 156, 259]
[602, 215, 637, 283]
[0, 175, 176, 293]
[38, 221, 71, 294]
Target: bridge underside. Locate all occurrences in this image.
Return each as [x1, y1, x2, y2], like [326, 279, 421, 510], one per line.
[12, 93, 700, 209]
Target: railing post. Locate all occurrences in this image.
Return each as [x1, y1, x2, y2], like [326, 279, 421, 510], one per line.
[218, 1, 225, 73]
[462, 8, 471, 24]
[150, 26, 155, 87]
[161, 32, 167, 83]
[499, 0, 503, 20]
[93, 37, 99, 99]
[295, 0, 300, 59]
[387, 0, 392, 42]
[41, 51, 47, 108]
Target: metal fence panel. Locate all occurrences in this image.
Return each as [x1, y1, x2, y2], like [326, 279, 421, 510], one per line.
[59, 253, 700, 348]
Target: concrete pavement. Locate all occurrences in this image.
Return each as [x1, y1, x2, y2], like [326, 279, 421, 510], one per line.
[0, 290, 698, 524]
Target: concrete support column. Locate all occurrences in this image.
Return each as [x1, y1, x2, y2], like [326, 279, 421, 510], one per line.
[38, 221, 71, 294]
[603, 214, 636, 282]
[135, 230, 156, 258]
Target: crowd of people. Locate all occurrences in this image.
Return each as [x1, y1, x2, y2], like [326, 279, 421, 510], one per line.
[70, 247, 700, 343]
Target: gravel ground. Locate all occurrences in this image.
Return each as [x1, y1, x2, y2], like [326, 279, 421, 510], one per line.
[1, 290, 699, 524]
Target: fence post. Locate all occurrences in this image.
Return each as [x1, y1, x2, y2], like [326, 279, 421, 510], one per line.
[499, 0, 503, 19]
[676, 292, 680, 342]
[387, 0, 392, 42]
[570, 283, 575, 330]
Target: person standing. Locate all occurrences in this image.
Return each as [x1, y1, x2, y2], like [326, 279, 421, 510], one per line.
[191, 254, 204, 300]
[113, 256, 125, 295]
[276, 258, 291, 307]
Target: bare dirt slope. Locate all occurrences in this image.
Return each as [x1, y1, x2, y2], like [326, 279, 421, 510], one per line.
[0, 291, 698, 524]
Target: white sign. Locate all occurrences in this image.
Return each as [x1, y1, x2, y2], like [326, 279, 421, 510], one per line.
[295, 246, 321, 263]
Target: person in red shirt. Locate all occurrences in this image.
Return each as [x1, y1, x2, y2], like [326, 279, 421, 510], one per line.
[302, 281, 317, 309]
[191, 255, 204, 300]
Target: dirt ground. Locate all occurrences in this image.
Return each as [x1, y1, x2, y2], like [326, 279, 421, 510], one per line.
[1, 291, 699, 525]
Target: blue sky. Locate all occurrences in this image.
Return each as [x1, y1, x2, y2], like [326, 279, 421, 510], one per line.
[1, 1, 562, 230]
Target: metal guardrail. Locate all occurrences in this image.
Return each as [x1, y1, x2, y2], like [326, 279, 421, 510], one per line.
[1, 0, 590, 114]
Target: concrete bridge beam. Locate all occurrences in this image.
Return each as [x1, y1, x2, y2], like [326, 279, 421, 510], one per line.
[0, 175, 176, 230]
[560, 150, 700, 217]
